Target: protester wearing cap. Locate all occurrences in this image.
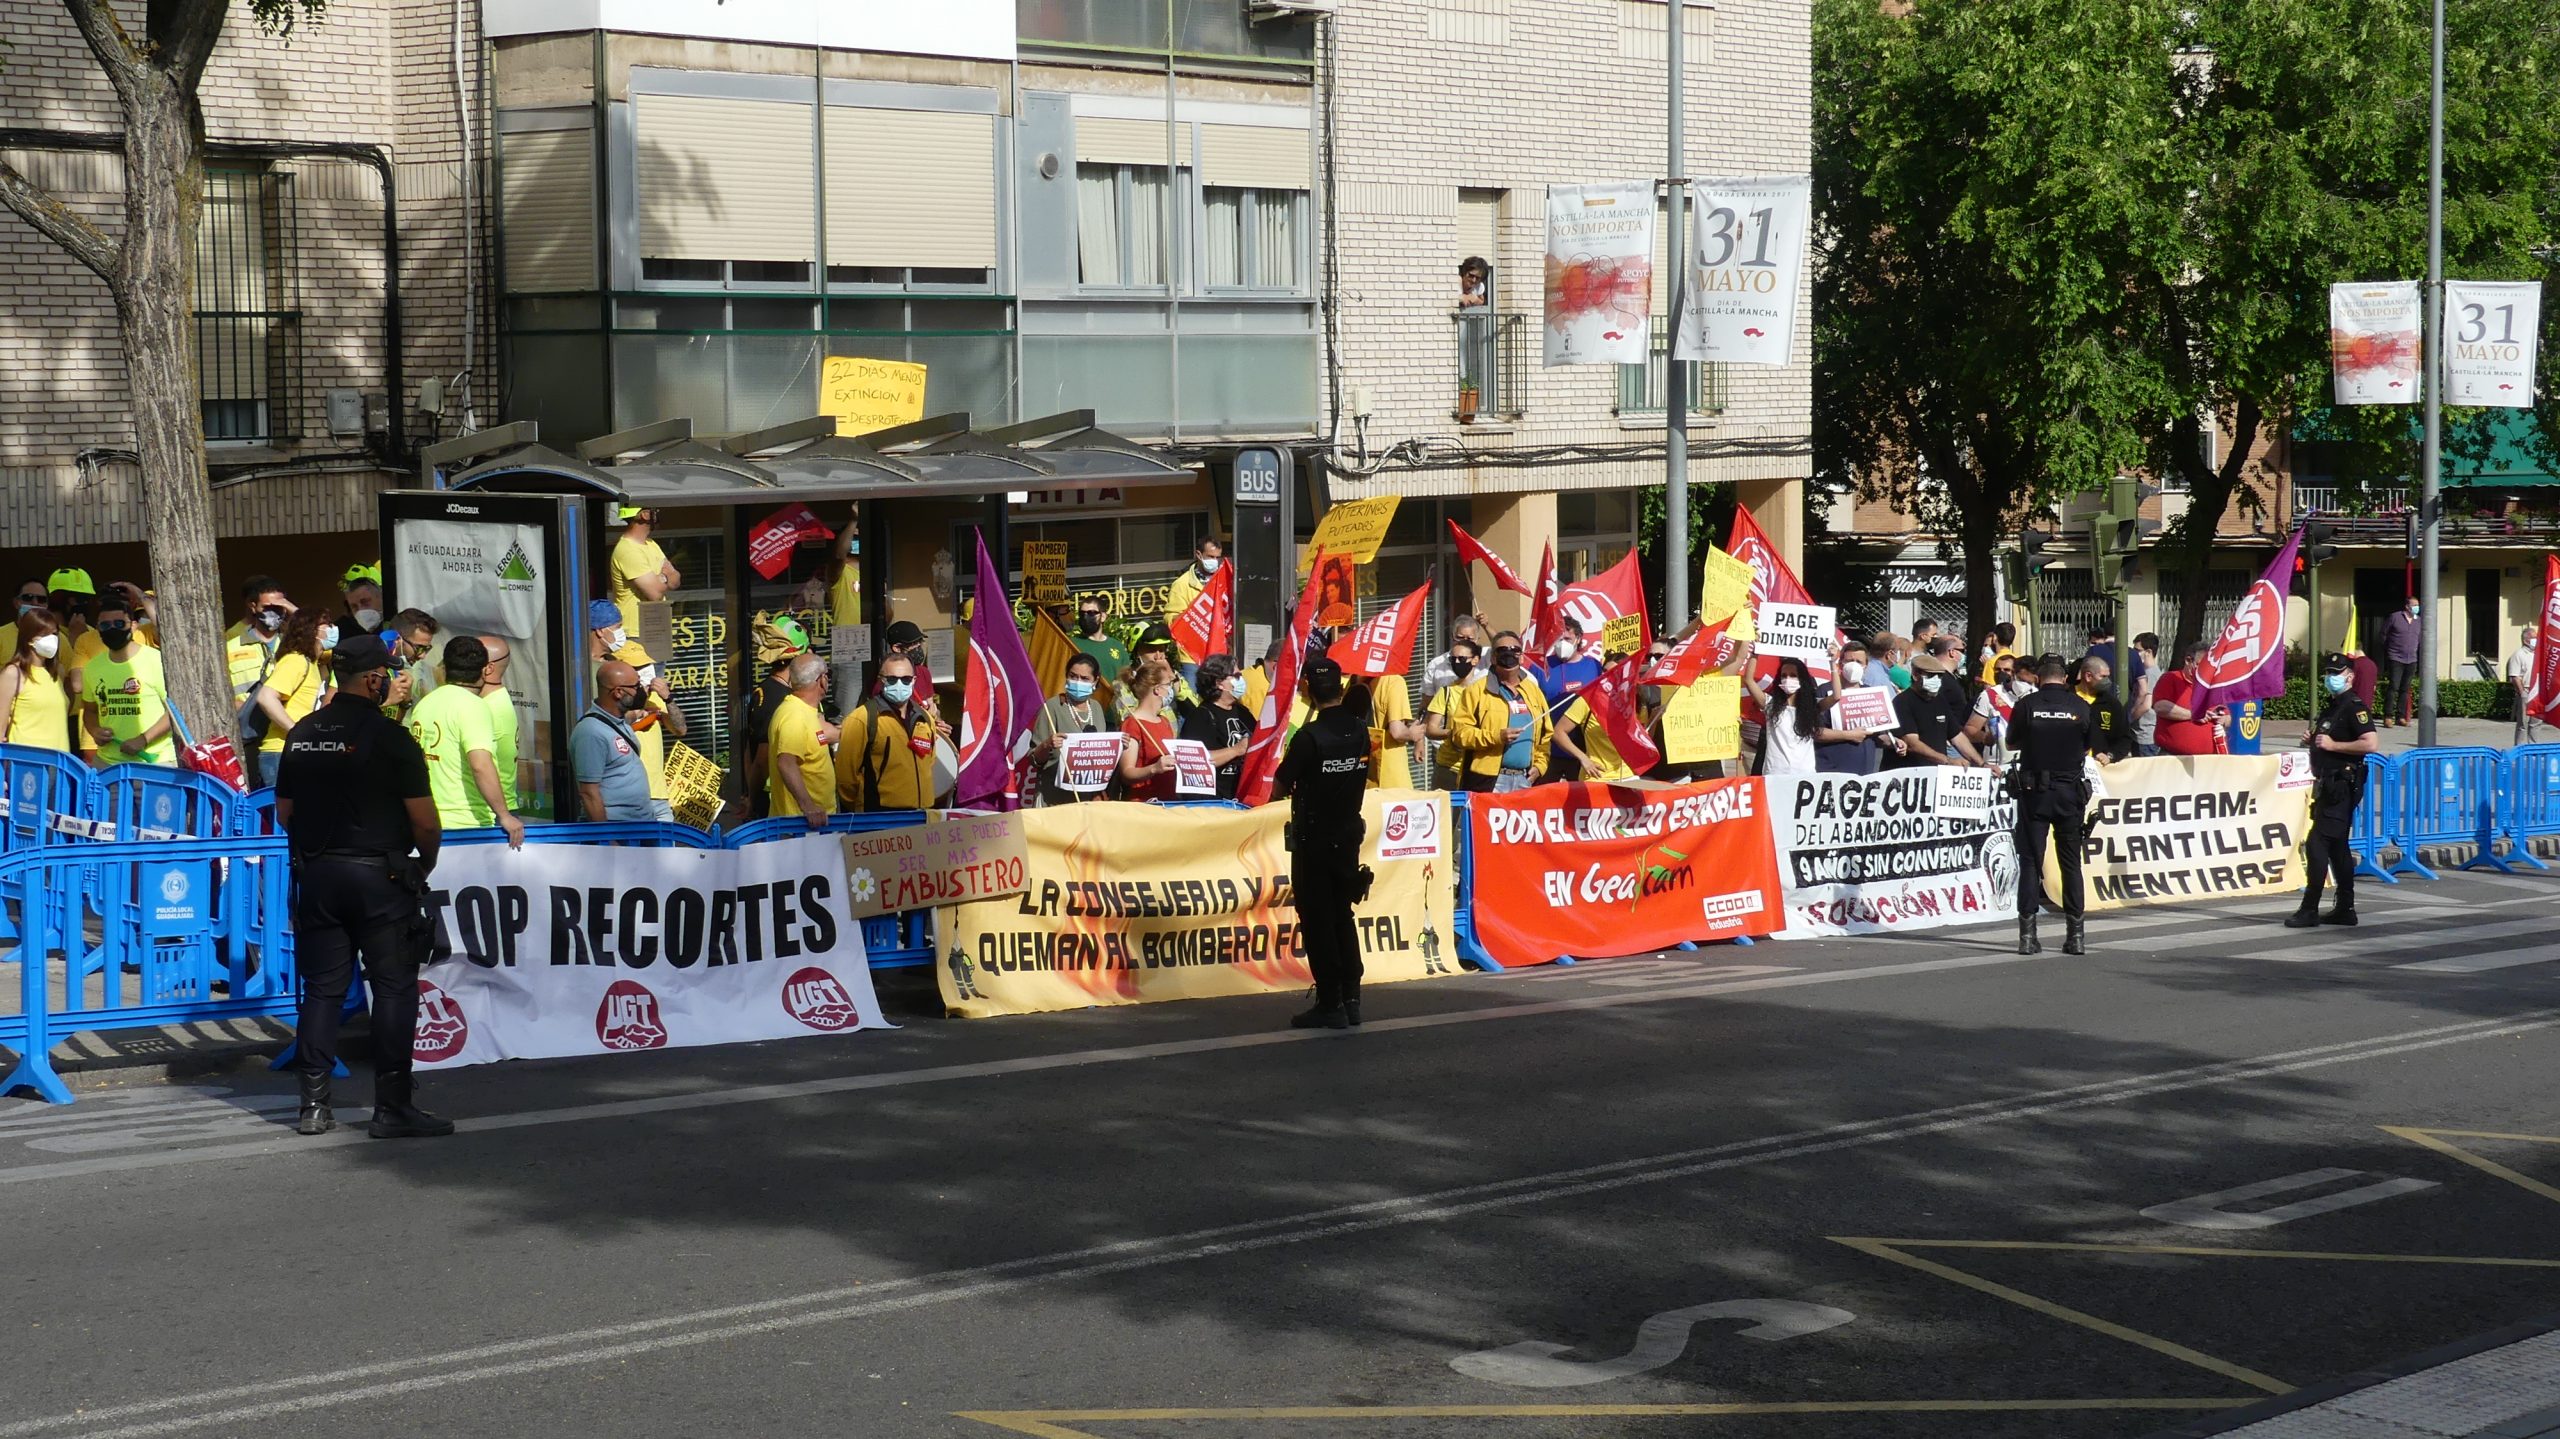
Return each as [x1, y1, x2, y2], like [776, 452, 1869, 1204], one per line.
[573, 659, 656, 823]
[1889, 651, 1987, 770]
[1273, 654, 1371, 1030]
[1119, 622, 1197, 718]
[586, 598, 686, 822]
[2289, 652, 2377, 929]
[740, 611, 813, 820]
[273, 632, 453, 1140]
[405, 636, 525, 848]
[80, 591, 175, 767]
[611, 506, 681, 638]
[339, 564, 385, 638]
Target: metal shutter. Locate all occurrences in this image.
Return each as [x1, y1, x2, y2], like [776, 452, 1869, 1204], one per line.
[1073, 116, 1191, 168]
[824, 107, 998, 270]
[500, 128, 596, 291]
[1198, 124, 1309, 191]
[1457, 188, 1501, 268]
[634, 94, 815, 263]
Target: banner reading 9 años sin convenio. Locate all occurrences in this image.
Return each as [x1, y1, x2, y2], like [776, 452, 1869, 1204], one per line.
[936, 793, 1459, 1018]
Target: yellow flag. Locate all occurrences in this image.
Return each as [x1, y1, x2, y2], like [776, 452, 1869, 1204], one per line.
[1026, 604, 1077, 701]
[2340, 608, 2360, 655]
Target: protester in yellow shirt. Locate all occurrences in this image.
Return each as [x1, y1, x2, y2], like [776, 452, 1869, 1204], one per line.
[839, 653, 945, 812]
[1366, 670, 1420, 789]
[609, 507, 680, 636]
[405, 637, 525, 847]
[2, 576, 52, 664]
[475, 636, 522, 812]
[0, 610, 73, 752]
[80, 596, 174, 766]
[254, 609, 336, 771]
[225, 576, 292, 702]
[765, 654, 838, 826]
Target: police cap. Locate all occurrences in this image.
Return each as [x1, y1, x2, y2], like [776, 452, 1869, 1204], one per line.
[331, 633, 396, 678]
[2320, 651, 2353, 673]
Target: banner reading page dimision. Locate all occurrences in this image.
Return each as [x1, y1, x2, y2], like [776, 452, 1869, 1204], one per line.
[1467, 778, 1782, 967]
[416, 835, 885, 1069]
[1768, 770, 2020, 938]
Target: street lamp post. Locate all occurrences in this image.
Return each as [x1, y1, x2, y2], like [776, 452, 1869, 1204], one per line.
[1664, 0, 1692, 631]
[2417, 0, 2445, 745]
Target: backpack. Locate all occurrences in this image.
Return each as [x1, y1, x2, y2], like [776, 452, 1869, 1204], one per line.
[233, 641, 284, 751]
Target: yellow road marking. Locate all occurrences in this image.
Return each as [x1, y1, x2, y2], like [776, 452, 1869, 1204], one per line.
[1831, 1238, 2294, 1394]
[2385, 1126, 2560, 1207]
[952, 1398, 2252, 1434]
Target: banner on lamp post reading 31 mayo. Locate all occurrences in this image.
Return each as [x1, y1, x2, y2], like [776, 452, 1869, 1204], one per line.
[2051, 754, 2314, 912]
[1466, 777, 1783, 968]
[1767, 770, 2020, 938]
[936, 792, 1458, 1018]
[1674, 175, 1811, 367]
[1543, 182, 1655, 366]
[2443, 279, 2543, 408]
[415, 835, 886, 1070]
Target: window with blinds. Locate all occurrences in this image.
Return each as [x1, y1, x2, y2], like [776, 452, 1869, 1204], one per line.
[823, 107, 997, 283]
[634, 93, 816, 278]
[500, 126, 596, 293]
[194, 167, 300, 444]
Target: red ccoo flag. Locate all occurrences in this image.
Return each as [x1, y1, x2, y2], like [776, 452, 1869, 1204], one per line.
[1554, 550, 1652, 655]
[2530, 554, 2560, 726]
[1447, 518, 1532, 597]
[1728, 507, 1826, 681]
[1646, 613, 1743, 687]
[1330, 576, 1433, 677]
[1169, 554, 1235, 662]
[1526, 542, 1559, 652]
[1580, 648, 1662, 777]
[1237, 550, 1331, 806]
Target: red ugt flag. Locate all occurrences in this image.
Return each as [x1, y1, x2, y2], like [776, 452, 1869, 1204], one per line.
[1447, 519, 1532, 597]
[2193, 524, 2307, 714]
[1526, 542, 1559, 652]
[954, 528, 1042, 810]
[1169, 556, 1234, 662]
[1330, 577, 1432, 677]
[1237, 551, 1331, 806]
[2529, 554, 2560, 726]
[1581, 648, 1662, 775]
[1728, 508, 1827, 681]
[1554, 549, 1652, 655]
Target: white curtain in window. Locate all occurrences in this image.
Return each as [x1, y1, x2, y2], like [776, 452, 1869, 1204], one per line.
[1205, 189, 1243, 288]
[1126, 168, 1169, 286]
[1253, 192, 1299, 290]
[1077, 166, 1122, 286]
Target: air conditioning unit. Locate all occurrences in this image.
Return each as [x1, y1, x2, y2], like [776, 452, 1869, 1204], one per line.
[1249, 0, 1339, 21]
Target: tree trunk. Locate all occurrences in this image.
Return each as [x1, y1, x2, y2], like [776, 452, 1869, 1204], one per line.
[1957, 484, 2004, 651]
[114, 70, 231, 746]
[2164, 397, 2265, 655]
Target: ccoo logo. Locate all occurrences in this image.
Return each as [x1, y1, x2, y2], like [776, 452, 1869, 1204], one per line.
[781, 967, 862, 1032]
[596, 978, 669, 1051]
[414, 980, 469, 1063]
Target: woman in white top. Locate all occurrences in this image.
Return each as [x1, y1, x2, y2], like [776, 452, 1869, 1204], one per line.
[1745, 655, 1831, 777]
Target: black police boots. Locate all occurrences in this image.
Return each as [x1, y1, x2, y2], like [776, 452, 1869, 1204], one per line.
[1289, 984, 1349, 1031]
[2018, 916, 2042, 955]
[294, 1073, 336, 1137]
[2283, 907, 2321, 928]
[2321, 907, 2359, 926]
[367, 1073, 456, 1139]
[1343, 987, 1363, 1028]
[2062, 917, 2087, 956]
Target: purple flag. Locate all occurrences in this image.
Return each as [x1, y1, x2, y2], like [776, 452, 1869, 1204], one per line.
[2192, 524, 2306, 713]
[954, 528, 1042, 810]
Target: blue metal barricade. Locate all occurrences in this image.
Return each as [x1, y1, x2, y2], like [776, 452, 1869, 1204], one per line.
[1, 744, 98, 946]
[2386, 746, 2510, 879]
[3, 834, 297, 1105]
[445, 820, 720, 850]
[721, 810, 934, 968]
[92, 763, 244, 843]
[1447, 791, 1499, 972]
[2498, 744, 2560, 873]
[2348, 754, 2399, 883]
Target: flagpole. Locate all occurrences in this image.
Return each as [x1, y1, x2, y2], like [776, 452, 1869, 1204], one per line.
[1663, 0, 1692, 632]
[2416, 0, 2444, 745]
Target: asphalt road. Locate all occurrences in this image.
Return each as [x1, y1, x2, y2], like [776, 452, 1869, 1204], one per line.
[4, 867, 2558, 1439]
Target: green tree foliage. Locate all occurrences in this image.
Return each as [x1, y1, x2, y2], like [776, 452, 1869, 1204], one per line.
[1815, 0, 2560, 651]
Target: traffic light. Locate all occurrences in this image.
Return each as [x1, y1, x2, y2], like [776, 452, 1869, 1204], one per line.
[2092, 476, 2162, 594]
[2004, 523, 2059, 592]
[2291, 520, 2339, 598]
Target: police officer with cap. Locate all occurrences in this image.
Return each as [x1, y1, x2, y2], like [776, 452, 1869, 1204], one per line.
[2287, 651, 2377, 928]
[274, 632, 453, 1139]
[1273, 656, 1372, 1031]
[2010, 654, 2103, 956]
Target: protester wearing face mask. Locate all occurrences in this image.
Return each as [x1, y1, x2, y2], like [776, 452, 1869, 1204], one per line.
[2378, 595, 2423, 725]
[2075, 655, 2135, 761]
[573, 660, 657, 823]
[1424, 636, 1483, 787]
[1890, 652, 1991, 770]
[1120, 623, 1198, 719]
[1423, 615, 1490, 703]
[1162, 538, 1226, 682]
[1818, 642, 1905, 775]
[880, 619, 937, 696]
[225, 576, 292, 703]
[610, 506, 682, 638]
[1031, 653, 1116, 805]
[251, 607, 335, 771]
[0, 577, 51, 665]
[2290, 652, 2378, 928]
[1180, 654, 1259, 799]
[0, 610, 72, 752]
[1114, 654, 1186, 802]
[340, 568, 385, 638]
[764, 654, 839, 827]
[1969, 654, 2037, 761]
[843, 653, 946, 813]
[1532, 617, 1604, 726]
[1069, 595, 1132, 686]
[588, 598, 688, 821]
[1452, 632, 1550, 792]
[1740, 651, 1833, 778]
[77, 597, 174, 768]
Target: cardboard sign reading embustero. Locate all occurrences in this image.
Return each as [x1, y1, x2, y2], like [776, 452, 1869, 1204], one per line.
[840, 811, 1029, 920]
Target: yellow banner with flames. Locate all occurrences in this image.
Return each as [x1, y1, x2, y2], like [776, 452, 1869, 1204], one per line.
[936, 793, 1459, 1018]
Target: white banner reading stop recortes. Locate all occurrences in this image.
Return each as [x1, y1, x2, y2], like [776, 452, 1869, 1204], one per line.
[414, 835, 887, 1070]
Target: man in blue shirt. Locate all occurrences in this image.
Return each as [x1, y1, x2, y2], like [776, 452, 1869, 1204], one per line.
[1532, 616, 1604, 719]
[571, 660, 656, 822]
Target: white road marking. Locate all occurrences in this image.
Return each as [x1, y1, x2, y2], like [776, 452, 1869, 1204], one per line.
[1449, 1299, 1856, 1387]
[11, 1010, 2555, 1439]
[2398, 942, 2560, 974]
[2138, 1168, 2440, 1230]
[2259, 916, 2559, 964]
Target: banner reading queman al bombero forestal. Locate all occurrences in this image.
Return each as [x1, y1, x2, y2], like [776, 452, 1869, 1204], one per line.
[415, 835, 887, 1070]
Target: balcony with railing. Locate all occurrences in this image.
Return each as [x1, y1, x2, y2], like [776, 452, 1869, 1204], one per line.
[1614, 316, 1725, 419]
[2289, 479, 2560, 546]
[1452, 308, 1529, 424]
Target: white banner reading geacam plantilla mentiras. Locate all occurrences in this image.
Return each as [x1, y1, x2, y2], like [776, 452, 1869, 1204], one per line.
[1768, 769, 2022, 938]
[414, 835, 886, 1069]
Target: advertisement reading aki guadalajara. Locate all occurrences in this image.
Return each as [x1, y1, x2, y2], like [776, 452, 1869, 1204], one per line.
[1467, 778, 1783, 968]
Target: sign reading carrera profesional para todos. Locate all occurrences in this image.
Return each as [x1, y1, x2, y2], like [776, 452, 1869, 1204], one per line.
[416, 836, 886, 1070]
[2059, 754, 2313, 911]
[1466, 777, 1783, 968]
[936, 793, 1459, 1018]
[1767, 770, 2019, 939]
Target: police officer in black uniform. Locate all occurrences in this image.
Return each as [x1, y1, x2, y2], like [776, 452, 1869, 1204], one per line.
[1274, 657, 1373, 1031]
[2287, 651, 2378, 929]
[2010, 654, 2103, 956]
[274, 634, 454, 1139]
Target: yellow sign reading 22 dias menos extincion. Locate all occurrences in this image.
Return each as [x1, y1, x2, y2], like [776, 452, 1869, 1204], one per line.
[935, 792, 1458, 1017]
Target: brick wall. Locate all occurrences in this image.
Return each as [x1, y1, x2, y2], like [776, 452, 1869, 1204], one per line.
[1326, 0, 1813, 499]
